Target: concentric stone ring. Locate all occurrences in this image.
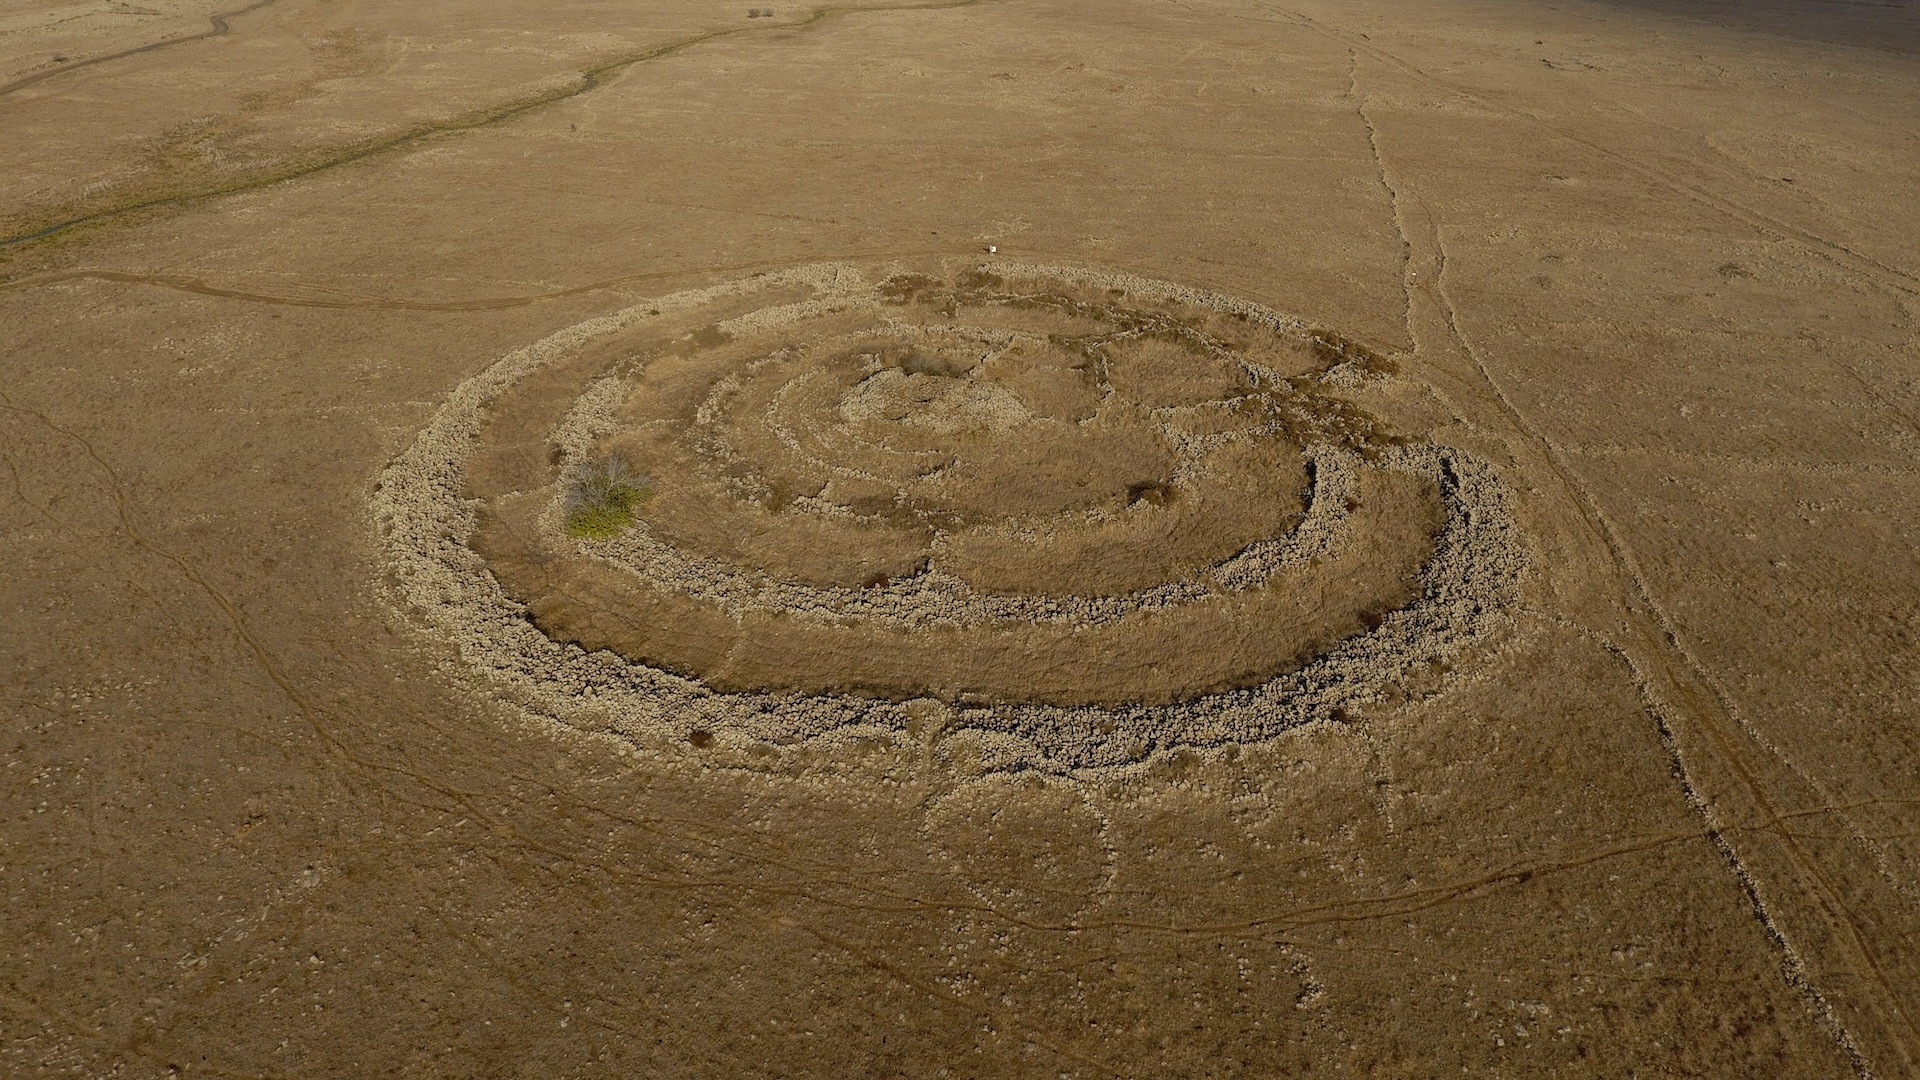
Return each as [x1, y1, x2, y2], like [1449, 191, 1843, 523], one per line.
[373, 261, 1525, 771]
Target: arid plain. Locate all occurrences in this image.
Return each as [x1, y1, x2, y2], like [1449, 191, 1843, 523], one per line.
[3, 0, 1918, 1076]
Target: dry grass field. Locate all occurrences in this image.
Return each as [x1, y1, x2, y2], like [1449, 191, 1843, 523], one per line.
[3, 0, 1918, 1076]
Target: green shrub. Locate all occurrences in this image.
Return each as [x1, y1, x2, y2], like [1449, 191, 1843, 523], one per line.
[564, 458, 652, 539]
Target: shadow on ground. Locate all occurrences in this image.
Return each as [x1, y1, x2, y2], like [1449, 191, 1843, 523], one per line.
[1580, 0, 1920, 52]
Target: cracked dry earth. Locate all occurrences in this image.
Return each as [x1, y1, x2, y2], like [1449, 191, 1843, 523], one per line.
[2, 0, 1917, 1077]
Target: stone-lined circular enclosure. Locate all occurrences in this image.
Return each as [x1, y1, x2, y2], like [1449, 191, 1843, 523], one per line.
[374, 261, 1525, 771]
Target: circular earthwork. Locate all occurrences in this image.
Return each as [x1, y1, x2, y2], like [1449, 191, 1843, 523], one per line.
[373, 261, 1524, 772]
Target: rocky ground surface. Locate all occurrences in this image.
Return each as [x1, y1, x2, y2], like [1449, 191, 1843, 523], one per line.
[3, 0, 1918, 1075]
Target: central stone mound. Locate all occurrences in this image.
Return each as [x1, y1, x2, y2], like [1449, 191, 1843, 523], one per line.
[377, 260, 1522, 770]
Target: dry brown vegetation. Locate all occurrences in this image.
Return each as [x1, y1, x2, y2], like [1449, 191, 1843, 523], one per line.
[3, 0, 1918, 1076]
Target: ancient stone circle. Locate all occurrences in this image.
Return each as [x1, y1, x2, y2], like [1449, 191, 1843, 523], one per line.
[373, 261, 1525, 772]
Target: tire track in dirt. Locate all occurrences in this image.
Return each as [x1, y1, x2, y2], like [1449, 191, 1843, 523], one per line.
[1422, 125, 1916, 1080]
[1275, 5, 1920, 298]
[1431, 162, 1902, 1080]
[1327, 33, 1911, 1074]
[1346, 48, 1413, 357]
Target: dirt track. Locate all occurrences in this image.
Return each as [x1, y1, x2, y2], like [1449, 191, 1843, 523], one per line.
[3, 0, 1918, 1075]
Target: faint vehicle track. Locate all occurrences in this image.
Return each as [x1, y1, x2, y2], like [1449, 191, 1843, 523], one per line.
[1275, 4, 1920, 298]
[1322, 20, 1915, 1073]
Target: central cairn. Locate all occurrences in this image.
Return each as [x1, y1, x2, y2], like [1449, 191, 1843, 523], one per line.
[377, 262, 1524, 772]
